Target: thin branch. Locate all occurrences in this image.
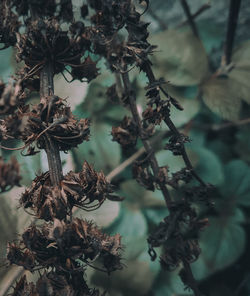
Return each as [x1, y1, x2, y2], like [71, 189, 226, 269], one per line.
[179, 0, 199, 38]
[222, 0, 242, 65]
[106, 147, 145, 182]
[177, 3, 211, 28]
[107, 130, 172, 182]
[211, 117, 250, 131]
[142, 61, 203, 296]
[121, 71, 172, 208]
[143, 62, 206, 187]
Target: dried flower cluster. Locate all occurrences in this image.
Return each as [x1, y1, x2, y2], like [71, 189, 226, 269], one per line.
[20, 161, 116, 221]
[8, 218, 122, 274]
[0, 0, 126, 294]
[1, 95, 90, 155]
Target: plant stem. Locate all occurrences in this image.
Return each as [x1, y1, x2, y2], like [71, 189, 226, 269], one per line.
[223, 0, 242, 65]
[179, 0, 199, 38]
[182, 259, 203, 296]
[121, 72, 172, 208]
[143, 62, 206, 187]
[177, 3, 211, 28]
[141, 61, 203, 295]
[40, 63, 63, 186]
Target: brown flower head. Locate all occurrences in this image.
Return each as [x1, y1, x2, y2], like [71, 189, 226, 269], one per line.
[20, 161, 117, 220]
[16, 18, 98, 82]
[0, 96, 90, 154]
[112, 116, 138, 148]
[7, 218, 122, 274]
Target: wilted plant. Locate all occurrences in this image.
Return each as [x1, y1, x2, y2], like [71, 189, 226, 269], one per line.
[0, 0, 245, 295]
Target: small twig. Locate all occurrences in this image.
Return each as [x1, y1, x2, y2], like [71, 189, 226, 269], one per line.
[106, 147, 145, 182]
[211, 117, 250, 131]
[177, 3, 211, 28]
[222, 0, 242, 65]
[143, 62, 206, 187]
[106, 130, 172, 182]
[179, 0, 199, 38]
[121, 71, 172, 208]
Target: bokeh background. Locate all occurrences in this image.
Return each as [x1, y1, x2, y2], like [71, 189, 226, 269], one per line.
[1, 0, 250, 295]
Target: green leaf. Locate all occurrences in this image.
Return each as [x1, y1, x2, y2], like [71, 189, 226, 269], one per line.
[189, 145, 224, 185]
[120, 180, 168, 224]
[220, 160, 250, 206]
[191, 208, 246, 280]
[0, 48, 13, 82]
[72, 123, 121, 173]
[150, 29, 210, 86]
[201, 76, 241, 121]
[156, 150, 185, 174]
[167, 85, 201, 127]
[229, 41, 250, 104]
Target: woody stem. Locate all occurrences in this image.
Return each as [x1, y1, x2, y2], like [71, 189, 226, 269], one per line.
[40, 62, 63, 186]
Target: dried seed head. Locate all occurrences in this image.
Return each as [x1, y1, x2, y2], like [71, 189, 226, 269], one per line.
[132, 163, 155, 191]
[7, 218, 122, 274]
[0, 96, 90, 154]
[20, 161, 119, 220]
[112, 116, 138, 148]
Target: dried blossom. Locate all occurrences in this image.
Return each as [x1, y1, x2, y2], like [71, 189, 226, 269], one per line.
[11, 273, 101, 296]
[132, 163, 155, 191]
[165, 134, 190, 155]
[20, 161, 118, 220]
[167, 168, 193, 189]
[7, 218, 122, 274]
[112, 116, 138, 148]
[16, 18, 98, 82]
[0, 156, 21, 193]
[148, 202, 207, 271]
[1, 96, 90, 154]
